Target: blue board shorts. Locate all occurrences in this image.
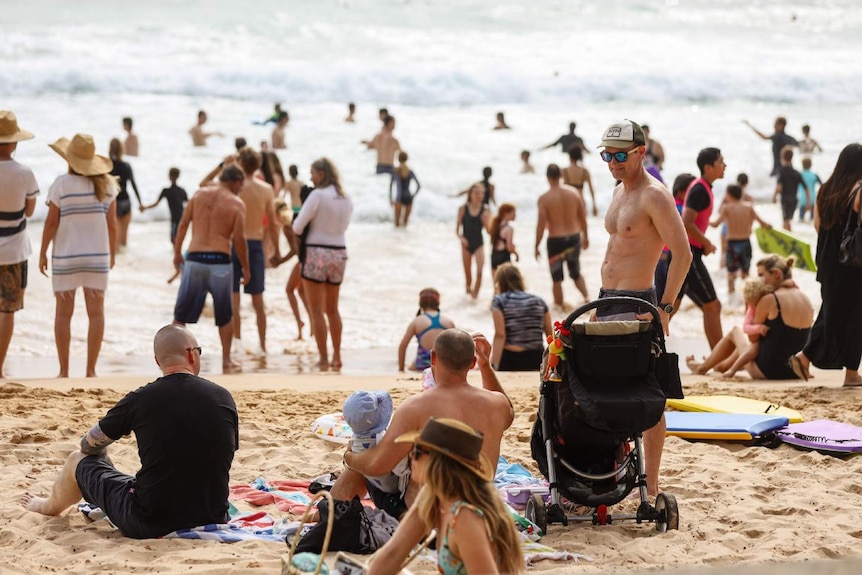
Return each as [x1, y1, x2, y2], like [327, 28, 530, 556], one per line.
[174, 254, 233, 327]
[232, 240, 265, 295]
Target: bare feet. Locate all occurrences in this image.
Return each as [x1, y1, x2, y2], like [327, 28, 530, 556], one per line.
[842, 378, 862, 388]
[788, 355, 811, 381]
[222, 360, 242, 374]
[295, 320, 305, 340]
[721, 370, 738, 378]
[685, 355, 707, 375]
[21, 492, 51, 515]
[331, 359, 343, 372]
[86, 370, 97, 378]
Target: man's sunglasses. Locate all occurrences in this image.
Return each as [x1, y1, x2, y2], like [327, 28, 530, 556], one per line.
[600, 146, 641, 163]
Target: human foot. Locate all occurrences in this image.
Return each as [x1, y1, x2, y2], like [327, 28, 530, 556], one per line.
[21, 492, 50, 514]
[788, 355, 810, 382]
[223, 360, 242, 374]
[685, 355, 707, 375]
[842, 378, 862, 388]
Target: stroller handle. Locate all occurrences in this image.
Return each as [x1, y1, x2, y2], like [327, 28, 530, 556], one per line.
[562, 296, 666, 348]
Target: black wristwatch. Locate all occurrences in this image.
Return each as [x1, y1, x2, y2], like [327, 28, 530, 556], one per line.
[659, 302, 674, 314]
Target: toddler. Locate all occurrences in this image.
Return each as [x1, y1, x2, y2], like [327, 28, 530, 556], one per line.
[722, 279, 771, 377]
[342, 390, 400, 493]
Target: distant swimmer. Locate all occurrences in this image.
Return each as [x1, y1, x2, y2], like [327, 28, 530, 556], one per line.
[493, 112, 511, 130]
[189, 110, 223, 147]
[742, 116, 798, 176]
[520, 150, 535, 174]
[254, 103, 282, 126]
[345, 102, 356, 123]
[362, 115, 401, 175]
[562, 146, 597, 216]
[122, 116, 138, 157]
[798, 124, 823, 157]
[389, 151, 420, 227]
[271, 111, 289, 150]
[541, 121, 588, 155]
[535, 163, 590, 307]
[642, 124, 665, 171]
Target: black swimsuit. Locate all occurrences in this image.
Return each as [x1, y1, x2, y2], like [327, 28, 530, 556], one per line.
[754, 293, 810, 379]
[461, 204, 485, 254]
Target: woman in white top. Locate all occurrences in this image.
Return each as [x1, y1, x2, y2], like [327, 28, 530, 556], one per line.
[292, 158, 353, 371]
[39, 134, 117, 378]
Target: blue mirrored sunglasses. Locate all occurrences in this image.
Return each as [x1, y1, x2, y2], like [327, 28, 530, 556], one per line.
[600, 146, 640, 163]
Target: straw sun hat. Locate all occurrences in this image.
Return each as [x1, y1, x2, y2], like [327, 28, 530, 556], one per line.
[0, 111, 35, 143]
[49, 134, 113, 176]
[395, 417, 494, 481]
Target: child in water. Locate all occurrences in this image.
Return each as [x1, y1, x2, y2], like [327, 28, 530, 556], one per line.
[397, 288, 455, 372]
[367, 418, 524, 575]
[722, 278, 771, 377]
[489, 203, 519, 274]
[389, 151, 420, 227]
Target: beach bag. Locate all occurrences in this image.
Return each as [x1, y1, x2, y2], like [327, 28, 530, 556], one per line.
[838, 187, 862, 268]
[292, 496, 398, 555]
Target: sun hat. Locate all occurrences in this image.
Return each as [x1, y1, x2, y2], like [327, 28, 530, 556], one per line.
[597, 119, 646, 149]
[0, 111, 35, 144]
[342, 390, 393, 435]
[48, 134, 113, 176]
[395, 417, 494, 481]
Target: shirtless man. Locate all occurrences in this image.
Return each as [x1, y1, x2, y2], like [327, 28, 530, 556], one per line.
[563, 146, 598, 216]
[189, 110, 223, 147]
[335, 330, 513, 518]
[710, 183, 771, 296]
[535, 164, 590, 307]
[284, 164, 304, 216]
[173, 165, 249, 373]
[598, 119, 691, 497]
[271, 111, 289, 150]
[363, 115, 400, 175]
[122, 117, 138, 157]
[232, 148, 281, 355]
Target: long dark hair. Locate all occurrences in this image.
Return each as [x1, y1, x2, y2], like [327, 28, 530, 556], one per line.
[817, 143, 862, 230]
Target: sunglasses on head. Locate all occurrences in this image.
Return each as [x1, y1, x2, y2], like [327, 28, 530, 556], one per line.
[600, 146, 641, 163]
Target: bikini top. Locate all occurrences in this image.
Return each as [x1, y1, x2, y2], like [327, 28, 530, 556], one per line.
[437, 501, 493, 575]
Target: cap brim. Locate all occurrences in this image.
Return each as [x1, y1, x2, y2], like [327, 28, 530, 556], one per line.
[0, 129, 34, 143]
[598, 139, 635, 149]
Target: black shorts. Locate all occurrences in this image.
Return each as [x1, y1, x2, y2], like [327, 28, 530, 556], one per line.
[781, 198, 798, 222]
[498, 348, 543, 371]
[376, 164, 395, 175]
[232, 240, 265, 295]
[365, 480, 407, 519]
[726, 239, 752, 274]
[547, 234, 581, 282]
[596, 286, 658, 320]
[490, 249, 511, 270]
[75, 456, 158, 539]
[682, 247, 718, 307]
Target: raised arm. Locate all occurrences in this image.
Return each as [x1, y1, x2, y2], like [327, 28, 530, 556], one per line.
[743, 120, 769, 140]
[473, 333, 514, 427]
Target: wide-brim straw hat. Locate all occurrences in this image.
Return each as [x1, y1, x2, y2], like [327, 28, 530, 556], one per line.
[395, 417, 494, 481]
[0, 111, 35, 144]
[49, 134, 113, 176]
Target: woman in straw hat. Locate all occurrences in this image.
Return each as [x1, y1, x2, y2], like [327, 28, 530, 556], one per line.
[39, 134, 117, 378]
[367, 418, 524, 575]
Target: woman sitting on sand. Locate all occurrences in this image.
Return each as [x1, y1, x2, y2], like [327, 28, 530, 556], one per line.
[687, 254, 813, 379]
[491, 263, 552, 372]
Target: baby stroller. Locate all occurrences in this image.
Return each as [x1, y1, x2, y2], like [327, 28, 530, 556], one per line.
[526, 297, 682, 533]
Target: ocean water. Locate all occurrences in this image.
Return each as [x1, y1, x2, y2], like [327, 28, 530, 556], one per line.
[1, 0, 856, 376]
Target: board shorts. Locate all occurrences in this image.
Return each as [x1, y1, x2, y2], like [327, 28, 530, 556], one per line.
[0, 260, 27, 313]
[302, 245, 347, 285]
[116, 198, 132, 218]
[76, 455, 156, 539]
[173, 253, 233, 327]
[682, 247, 718, 308]
[376, 164, 395, 175]
[547, 234, 581, 282]
[781, 198, 798, 222]
[232, 240, 264, 295]
[596, 286, 658, 321]
[726, 239, 752, 274]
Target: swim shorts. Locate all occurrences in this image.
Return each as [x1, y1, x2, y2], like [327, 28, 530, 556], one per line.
[302, 245, 347, 285]
[376, 164, 395, 176]
[173, 255, 233, 326]
[596, 286, 658, 321]
[76, 455, 158, 539]
[498, 347, 543, 371]
[682, 247, 718, 307]
[781, 198, 798, 222]
[0, 260, 27, 313]
[726, 239, 752, 274]
[547, 234, 581, 282]
[232, 240, 264, 295]
[490, 249, 511, 271]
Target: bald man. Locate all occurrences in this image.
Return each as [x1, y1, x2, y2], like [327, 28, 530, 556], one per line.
[21, 325, 239, 539]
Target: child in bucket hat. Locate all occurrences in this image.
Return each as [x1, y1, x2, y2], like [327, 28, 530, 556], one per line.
[367, 418, 524, 575]
[342, 390, 399, 493]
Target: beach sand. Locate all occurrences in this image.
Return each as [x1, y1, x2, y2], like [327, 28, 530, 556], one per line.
[3, 371, 862, 574]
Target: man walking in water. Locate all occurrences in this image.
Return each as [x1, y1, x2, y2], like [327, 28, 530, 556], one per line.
[535, 163, 589, 307]
[172, 165, 249, 373]
[598, 120, 691, 498]
[362, 115, 400, 175]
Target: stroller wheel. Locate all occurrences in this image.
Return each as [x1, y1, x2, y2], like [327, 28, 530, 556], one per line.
[654, 492, 679, 532]
[525, 494, 547, 535]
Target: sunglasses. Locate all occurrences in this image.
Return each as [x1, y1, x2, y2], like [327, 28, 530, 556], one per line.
[600, 146, 641, 163]
[411, 445, 429, 460]
[186, 346, 203, 356]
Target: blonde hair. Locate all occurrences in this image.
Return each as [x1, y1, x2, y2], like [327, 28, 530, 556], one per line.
[414, 452, 523, 574]
[742, 278, 771, 305]
[494, 263, 525, 293]
[68, 167, 116, 202]
[757, 254, 795, 280]
[311, 157, 345, 196]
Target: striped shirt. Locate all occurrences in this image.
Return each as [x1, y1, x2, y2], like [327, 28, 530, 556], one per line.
[491, 291, 548, 349]
[0, 159, 39, 265]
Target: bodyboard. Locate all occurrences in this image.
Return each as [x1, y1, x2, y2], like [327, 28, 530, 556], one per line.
[755, 227, 817, 272]
[665, 412, 789, 441]
[667, 394, 803, 423]
[776, 419, 862, 454]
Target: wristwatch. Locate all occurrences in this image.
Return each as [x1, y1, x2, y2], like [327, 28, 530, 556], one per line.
[659, 302, 674, 314]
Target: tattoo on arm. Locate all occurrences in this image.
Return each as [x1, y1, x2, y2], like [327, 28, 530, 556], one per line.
[80, 424, 115, 455]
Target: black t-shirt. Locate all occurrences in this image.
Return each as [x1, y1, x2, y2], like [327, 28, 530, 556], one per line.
[159, 185, 188, 223]
[777, 166, 804, 203]
[98, 373, 239, 532]
[684, 182, 711, 213]
[770, 133, 797, 175]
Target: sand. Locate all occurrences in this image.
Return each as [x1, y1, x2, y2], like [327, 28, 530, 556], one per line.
[2, 370, 862, 574]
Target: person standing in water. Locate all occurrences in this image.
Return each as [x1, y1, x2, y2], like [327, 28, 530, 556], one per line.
[189, 110, 223, 147]
[108, 138, 142, 249]
[489, 203, 518, 274]
[456, 183, 490, 299]
[363, 115, 400, 175]
[122, 117, 138, 157]
[562, 146, 597, 216]
[389, 152, 420, 227]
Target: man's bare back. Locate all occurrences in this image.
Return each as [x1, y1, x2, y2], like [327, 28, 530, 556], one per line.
[183, 186, 246, 255]
[720, 201, 760, 240]
[538, 183, 586, 238]
[284, 179, 303, 209]
[240, 179, 275, 241]
[370, 132, 400, 167]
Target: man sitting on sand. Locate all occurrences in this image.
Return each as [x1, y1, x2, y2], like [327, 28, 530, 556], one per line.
[21, 325, 239, 539]
[334, 329, 514, 519]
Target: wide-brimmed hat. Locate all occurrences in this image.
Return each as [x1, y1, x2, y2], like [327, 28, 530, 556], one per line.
[0, 111, 35, 144]
[395, 417, 494, 481]
[49, 134, 113, 176]
[597, 119, 646, 149]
